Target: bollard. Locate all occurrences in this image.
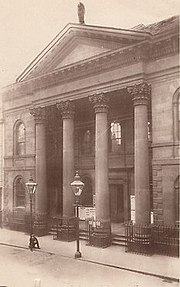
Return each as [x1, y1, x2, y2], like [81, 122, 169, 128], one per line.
[34, 278, 41, 287]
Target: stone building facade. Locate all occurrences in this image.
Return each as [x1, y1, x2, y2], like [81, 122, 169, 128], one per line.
[1, 16, 179, 239]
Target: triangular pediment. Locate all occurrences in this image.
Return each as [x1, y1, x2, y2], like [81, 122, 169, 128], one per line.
[17, 23, 150, 82]
[55, 40, 117, 69]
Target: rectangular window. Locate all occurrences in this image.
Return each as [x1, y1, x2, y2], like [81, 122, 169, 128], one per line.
[109, 121, 122, 153]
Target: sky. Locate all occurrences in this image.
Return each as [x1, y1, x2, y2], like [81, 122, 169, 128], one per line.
[0, 0, 179, 88]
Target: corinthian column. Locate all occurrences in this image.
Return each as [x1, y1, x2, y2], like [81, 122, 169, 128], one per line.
[128, 82, 151, 225]
[89, 93, 111, 247]
[30, 106, 47, 235]
[57, 101, 75, 218]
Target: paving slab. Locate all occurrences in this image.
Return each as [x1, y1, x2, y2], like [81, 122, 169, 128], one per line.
[0, 228, 179, 281]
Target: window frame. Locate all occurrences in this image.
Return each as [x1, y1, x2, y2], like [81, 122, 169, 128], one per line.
[13, 120, 26, 156]
[109, 121, 122, 154]
[13, 176, 26, 208]
[80, 128, 94, 156]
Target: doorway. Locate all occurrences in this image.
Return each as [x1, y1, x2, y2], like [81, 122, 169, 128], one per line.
[110, 184, 124, 223]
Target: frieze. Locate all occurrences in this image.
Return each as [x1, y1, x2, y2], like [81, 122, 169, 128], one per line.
[89, 93, 109, 113]
[57, 100, 75, 119]
[149, 35, 178, 60]
[127, 82, 151, 106]
[30, 106, 46, 124]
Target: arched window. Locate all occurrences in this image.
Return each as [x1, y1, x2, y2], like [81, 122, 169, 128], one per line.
[80, 176, 93, 206]
[14, 121, 26, 156]
[109, 121, 122, 153]
[82, 129, 92, 155]
[174, 176, 180, 225]
[13, 176, 26, 207]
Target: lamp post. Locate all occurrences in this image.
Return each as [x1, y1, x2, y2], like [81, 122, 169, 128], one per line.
[71, 171, 84, 259]
[26, 176, 37, 251]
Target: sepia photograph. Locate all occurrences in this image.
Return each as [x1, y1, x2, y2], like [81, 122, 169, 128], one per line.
[0, 1, 179, 286]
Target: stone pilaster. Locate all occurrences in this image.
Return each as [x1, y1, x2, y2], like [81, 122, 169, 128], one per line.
[89, 93, 111, 247]
[128, 82, 151, 225]
[57, 101, 75, 218]
[30, 107, 47, 236]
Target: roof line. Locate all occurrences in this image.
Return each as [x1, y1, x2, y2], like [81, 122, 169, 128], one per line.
[16, 23, 151, 82]
[16, 23, 71, 82]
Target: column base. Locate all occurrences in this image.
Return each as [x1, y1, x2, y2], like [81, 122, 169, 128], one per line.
[126, 223, 151, 255]
[88, 219, 111, 248]
[75, 251, 82, 259]
[52, 216, 76, 242]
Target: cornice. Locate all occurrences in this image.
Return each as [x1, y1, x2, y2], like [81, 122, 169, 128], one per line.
[152, 158, 179, 166]
[148, 34, 178, 61]
[16, 23, 150, 83]
[3, 34, 179, 99]
[151, 141, 179, 148]
[3, 41, 149, 97]
[4, 154, 36, 160]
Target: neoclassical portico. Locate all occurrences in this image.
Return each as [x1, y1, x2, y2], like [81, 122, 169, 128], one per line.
[29, 81, 151, 241]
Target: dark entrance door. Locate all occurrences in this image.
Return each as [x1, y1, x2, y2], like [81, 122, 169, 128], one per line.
[110, 184, 124, 223]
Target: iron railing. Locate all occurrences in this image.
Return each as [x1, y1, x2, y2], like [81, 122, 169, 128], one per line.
[152, 225, 179, 257]
[86, 219, 111, 248]
[51, 216, 76, 242]
[125, 223, 179, 257]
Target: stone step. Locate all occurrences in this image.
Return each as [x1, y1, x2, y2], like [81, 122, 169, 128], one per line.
[50, 225, 127, 246]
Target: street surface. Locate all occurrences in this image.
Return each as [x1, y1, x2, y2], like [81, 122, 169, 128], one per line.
[0, 245, 178, 287]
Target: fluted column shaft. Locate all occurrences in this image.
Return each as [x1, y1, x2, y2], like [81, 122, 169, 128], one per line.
[89, 94, 110, 221]
[30, 107, 47, 215]
[57, 101, 75, 217]
[128, 82, 151, 224]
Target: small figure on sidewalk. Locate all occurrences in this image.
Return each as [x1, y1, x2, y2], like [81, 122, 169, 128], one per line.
[29, 234, 40, 251]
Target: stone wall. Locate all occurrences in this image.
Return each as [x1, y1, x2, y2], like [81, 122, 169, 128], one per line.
[151, 77, 179, 225]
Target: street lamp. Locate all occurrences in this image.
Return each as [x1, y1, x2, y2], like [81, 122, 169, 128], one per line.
[26, 176, 37, 251]
[71, 171, 84, 259]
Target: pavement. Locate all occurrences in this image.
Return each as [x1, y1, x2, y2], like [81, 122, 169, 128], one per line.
[0, 228, 179, 282]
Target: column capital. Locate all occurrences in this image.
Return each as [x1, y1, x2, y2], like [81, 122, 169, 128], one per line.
[127, 82, 151, 106]
[89, 93, 109, 113]
[30, 107, 46, 124]
[57, 100, 75, 119]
